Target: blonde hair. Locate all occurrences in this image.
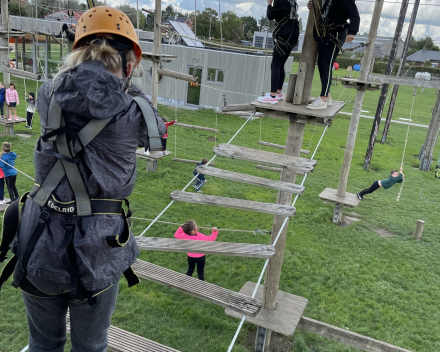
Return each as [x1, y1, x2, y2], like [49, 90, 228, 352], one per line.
[56, 36, 136, 78]
[2, 142, 11, 153]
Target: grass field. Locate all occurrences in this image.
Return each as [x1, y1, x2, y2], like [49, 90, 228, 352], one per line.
[0, 62, 440, 352]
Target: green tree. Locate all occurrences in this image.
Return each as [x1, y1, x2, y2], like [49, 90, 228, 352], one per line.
[258, 14, 275, 32]
[194, 8, 219, 39]
[9, 0, 31, 16]
[221, 10, 243, 41]
[241, 16, 258, 41]
[408, 35, 440, 56]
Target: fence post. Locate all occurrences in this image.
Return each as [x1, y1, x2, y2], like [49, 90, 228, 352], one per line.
[413, 220, 425, 240]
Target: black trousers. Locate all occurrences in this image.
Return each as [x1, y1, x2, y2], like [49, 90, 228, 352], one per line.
[317, 30, 346, 97]
[161, 137, 167, 151]
[0, 177, 4, 200]
[186, 255, 206, 281]
[26, 111, 34, 127]
[359, 180, 380, 197]
[5, 175, 19, 201]
[0, 101, 3, 116]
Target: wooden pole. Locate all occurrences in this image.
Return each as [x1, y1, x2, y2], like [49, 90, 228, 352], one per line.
[413, 220, 425, 240]
[334, 0, 384, 221]
[285, 73, 297, 103]
[151, 0, 161, 109]
[363, 0, 409, 170]
[1, 0, 10, 121]
[293, 8, 318, 105]
[157, 68, 197, 82]
[420, 91, 440, 171]
[381, 0, 421, 143]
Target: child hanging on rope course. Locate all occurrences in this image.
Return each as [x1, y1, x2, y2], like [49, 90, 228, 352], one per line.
[25, 92, 36, 129]
[193, 158, 208, 193]
[174, 220, 218, 281]
[258, 0, 300, 104]
[357, 167, 404, 201]
[306, 0, 359, 110]
[6, 82, 19, 120]
[160, 117, 176, 156]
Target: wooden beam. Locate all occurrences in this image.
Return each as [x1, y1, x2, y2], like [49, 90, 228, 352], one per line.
[285, 73, 297, 103]
[297, 317, 414, 352]
[214, 144, 316, 173]
[368, 74, 440, 90]
[174, 122, 218, 133]
[5, 67, 41, 80]
[257, 140, 310, 154]
[132, 259, 262, 317]
[222, 104, 255, 112]
[172, 158, 215, 166]
[257, 165, 281, 172]
[157, 68, 198, 83]
[170, 190, 296, 217]
[136, 237, 275, 259]
[196, 165, 305, 194]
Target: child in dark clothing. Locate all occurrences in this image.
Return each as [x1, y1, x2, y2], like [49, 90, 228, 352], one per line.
[193, 158, 208, 193]
[306, 0, 360, 110]
[0, 82, 5, 119]
[357, 167, 404, 200]
[0, 142, 19, 203]
[25, 92, 36, 129]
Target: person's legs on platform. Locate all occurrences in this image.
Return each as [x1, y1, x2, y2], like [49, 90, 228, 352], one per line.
[357, 180, 380, 200]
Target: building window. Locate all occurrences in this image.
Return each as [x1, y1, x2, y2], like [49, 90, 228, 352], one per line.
[432, 62, 439, 68]
[255, 40, 263, 44]
[207, 68, 224, 84]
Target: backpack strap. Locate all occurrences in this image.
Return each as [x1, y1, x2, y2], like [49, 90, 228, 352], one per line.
[133, 96, 162, 152]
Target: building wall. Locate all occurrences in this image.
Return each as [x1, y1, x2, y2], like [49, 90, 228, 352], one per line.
[133, 42, 294, 109]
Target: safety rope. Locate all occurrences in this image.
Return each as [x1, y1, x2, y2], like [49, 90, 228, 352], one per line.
[396, 88, 416, 202]
[0, 159, 35, 181]
[227, 122, 330, 352]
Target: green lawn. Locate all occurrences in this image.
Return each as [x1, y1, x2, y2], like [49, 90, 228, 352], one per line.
[0, 63, 439, 352]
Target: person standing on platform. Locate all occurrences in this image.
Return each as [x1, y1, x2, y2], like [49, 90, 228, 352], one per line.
[6, 83, 19, 120]
[25, 92, 36, 129]
[160, 117, 176, 156]
[258, 0, 300, 104]
[306, 0, 359, 110]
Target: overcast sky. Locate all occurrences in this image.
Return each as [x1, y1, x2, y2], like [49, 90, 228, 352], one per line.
[111, 0, 440, 42]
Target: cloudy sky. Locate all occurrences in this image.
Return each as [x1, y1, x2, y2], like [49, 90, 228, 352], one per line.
[111, 0, 440, 42]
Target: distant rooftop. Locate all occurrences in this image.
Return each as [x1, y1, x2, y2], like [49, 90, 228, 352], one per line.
[164, 17, 192, 24]
[406, 50, 440, 62]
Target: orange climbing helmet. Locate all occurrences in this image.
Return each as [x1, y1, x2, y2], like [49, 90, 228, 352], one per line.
[73, 6, 142, 66]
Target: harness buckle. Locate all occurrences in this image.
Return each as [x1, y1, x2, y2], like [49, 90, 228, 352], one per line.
[63, 217, 75, 231]
[39, 209, 52, 223]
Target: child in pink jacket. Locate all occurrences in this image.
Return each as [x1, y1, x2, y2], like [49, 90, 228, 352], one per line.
[174, 220, 218, 281]
[6, 82, 19, 121]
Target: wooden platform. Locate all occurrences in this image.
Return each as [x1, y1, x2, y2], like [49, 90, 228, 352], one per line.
[214, 144, 316, 173]
[136, 148, 172, 172]
[0, 117, 26, 136]
[257, 140, 310, 154]
[318, 188, 361, 208]
[225, 281, 308, 336]
[132, 259, 262, 317]
[0, 198, 10, 212]
[196, 165, 305, 194]
[339, 78, 382, 91]
[250, 100, 345, 126]
[67, 313, 181, 352]
[136, 236, 275, 259]
[170, 191, 296, 217]
[142, 52, 177, 63]
[256, 165, 306, 176]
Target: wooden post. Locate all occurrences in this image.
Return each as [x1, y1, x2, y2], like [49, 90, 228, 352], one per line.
[413, 220, 425, 240]
[293, 7, 318, 105]
[381, 0, 421, 143]
[363, 0, 409, 170]
[151, 0, 161, 109]
[285, 73, 297, 103]
[420, 91, 440, 171]
[334, 0, 384, 222]
[1, 0, 10, 121]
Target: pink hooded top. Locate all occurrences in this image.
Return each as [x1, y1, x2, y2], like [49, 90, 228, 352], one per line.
[6, 88, 19, 105]
[174, 226, 218, 258]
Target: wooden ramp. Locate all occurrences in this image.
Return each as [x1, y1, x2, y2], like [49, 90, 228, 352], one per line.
[257, 140, 310, 154]
[196, 165, 305, 194]
[132, 259, 262, 317]
[368, 73, 440, 90]
[174, 122, 218, 133]
[136, 236, 275, 259]
[256, 165, 306, 176]
[170, 191, 296, 217]
[250, 100, 345, 126]
[67, 314, 181, 352]
[225, 282, 308, 336]
[318, 188, 361, 208]
[214, 144, 316, 173]
[339, 78, 382, 91]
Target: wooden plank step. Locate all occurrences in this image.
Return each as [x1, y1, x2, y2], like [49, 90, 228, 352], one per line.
[225, 282, 308, 336]
[339, 78, 382, 91]
[214, 144, 316, 173]
[196, 165, 305, 195]
[318, 188, 360, 208]
[257, 140, 310, 154]
[67, 313, 181, 352]
[136, 236, 275, 259]
[170, 191, 296, 217]
[256, 164, 306, 176]
[132, 259, 262, 317]
[172, 158, 215, 166]
[136, 148, 172, 160]
[174, 122, 218, 133]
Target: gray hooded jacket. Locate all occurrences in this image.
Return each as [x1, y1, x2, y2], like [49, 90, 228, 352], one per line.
[13, 61, 166, 294]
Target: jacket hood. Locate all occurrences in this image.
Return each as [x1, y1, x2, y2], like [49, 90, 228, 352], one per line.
[51, 61, 134, 120]
[3, 152, 17, 160]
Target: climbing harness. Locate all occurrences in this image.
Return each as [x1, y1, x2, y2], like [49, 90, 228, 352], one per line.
[272, 0, 299, 57]
[0, 94, 162, 304]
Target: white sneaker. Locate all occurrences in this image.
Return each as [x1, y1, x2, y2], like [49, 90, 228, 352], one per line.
[144, 149, 150, 156]
[0, 200, 4, 205]
[327, 96, 332, 106]
[258, 93, 278, 104]
[276, 93, 283, 101]
[306, 97, 328, 110]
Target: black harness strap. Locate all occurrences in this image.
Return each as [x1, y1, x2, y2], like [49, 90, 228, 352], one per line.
[0, 255, 18, 290]
[123, 266, 140, 287]
[133, 96, 162, 152]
